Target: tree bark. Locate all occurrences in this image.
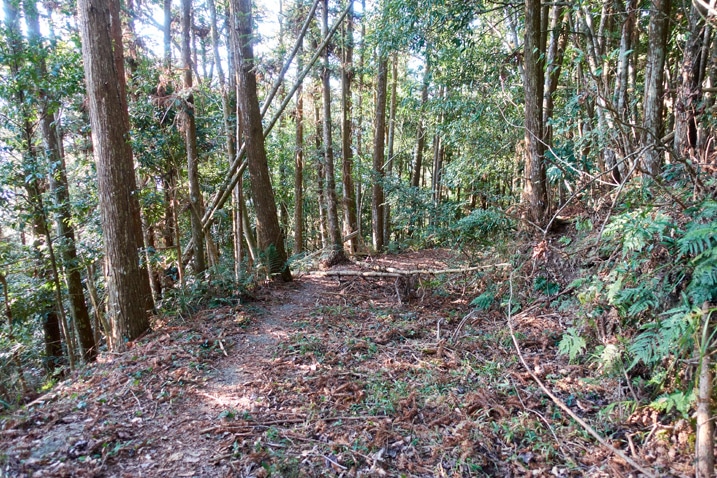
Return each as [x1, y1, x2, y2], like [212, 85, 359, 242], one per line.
[411, 57, 430, 189]
[341, 0, 358, 255]
[230, 0, 292, 281]
[675, 2, 707, 161]
[385, 51, 398, 246]
[372, 53, 388, 251]
[696, 302, 714, 478]
[295, 37, 305, 255]
[320, 0, 346, 263]
[78, 0, 153, 348]
[642, 0, 672, 176]
[523, 0, 548, 226]
[181, 0, 207, 274]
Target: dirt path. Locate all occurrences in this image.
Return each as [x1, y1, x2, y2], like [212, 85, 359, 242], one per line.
[1, 250, 690, 477]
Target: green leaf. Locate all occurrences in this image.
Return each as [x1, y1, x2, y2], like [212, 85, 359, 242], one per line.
[558, 327, 587, 362]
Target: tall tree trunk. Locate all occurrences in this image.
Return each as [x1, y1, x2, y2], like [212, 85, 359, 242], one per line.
[78, 0, 153, 348]
[24, 0, 96, 361]
[523, 0, 547, 226]
[341, 0, 358, 255]
[411, 56, 430, 188]
[295, 37, 305, 255]
[314, 84, 328, 249]
[320, 0, 346, 263]
[164, 0, 172, 68]
[372, 53, 388, 252]
[355, 0, 366, 241]
[181, 0, 207, 274]
[384, 51, 398, 246]
[230, 0, 292, 281]
[3, 0, 66, 370]
[675, 2, 707, 161]
[642, 0, 672, 176]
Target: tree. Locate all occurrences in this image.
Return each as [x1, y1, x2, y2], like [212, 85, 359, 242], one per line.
[77, 0, 153, 347]
[642, 0, 672, 176]
[522, 0, 547, 226]
[181, 0, 207, 274]
[372, 52, 388, 251]
[24, 0, 96, 362]
[340, 0, 358, 254]
[230, 0, 292, 281]
[320, 0, 346, 264]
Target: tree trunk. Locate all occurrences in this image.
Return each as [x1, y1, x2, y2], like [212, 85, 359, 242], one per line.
[355, 0, 366, 241]
[431, 86, 444, 209]
[24, 0, 97, 361]
[385, 51, 398, 246]
[341, 0, 358, 255]
[181, 0, 207, 274]
[411, 57, 430, 189]
[314, 85, 328, 249]
[675, 3, 707, 161]
[372, 53, 388, 252]
[295, 37, 305, 255]
[78, 0, 153, 348]
[4, 0, 67, 370]
[523, 0, 548, 226]
[320, 0, 346, 264]
[696, 302, 714, 478]
[642, 0, 672, 176]
[164, 0, 172, 68]
[230, 0, 292, 281]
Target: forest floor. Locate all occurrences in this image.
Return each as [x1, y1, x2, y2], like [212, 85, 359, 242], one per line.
[0, 249, 694, 477]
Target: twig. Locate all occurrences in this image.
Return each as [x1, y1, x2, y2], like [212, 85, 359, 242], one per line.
[218, 340, 228, 357]
[451, 310, 477, 342]
[510, 378, 571, 462]
[506, 265, 656, 478]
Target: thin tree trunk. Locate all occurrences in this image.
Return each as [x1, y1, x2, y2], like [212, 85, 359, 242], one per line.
[181, 0, 207, 274]
[523, 0, 548, 226]
[230, 0, 291, 281]
[295, 37, 305, 255]
[341, 0, 358, 255]
[321, 0, 346, 263]
[315, 84, 328, 248]
[384, 51, 398, 246]
[164, 0, 172, 68]
[642, 0, 672, 176]
[675, 2, 707, 161]
[24, 0, 97, 361]
[696, 301, 714, 478]
[78, 0, 153, 348]
[372, 52, 388, 251]
[4, 0, 67, 370]
[355, 0, 366, 241]
[411, 57, 430, 189]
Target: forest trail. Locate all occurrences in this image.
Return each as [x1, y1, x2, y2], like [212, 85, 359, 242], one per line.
[1, 250, 690, 477]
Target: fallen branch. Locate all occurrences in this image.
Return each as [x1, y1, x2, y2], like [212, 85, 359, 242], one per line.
[312, 263, 511, 278]
[506, 266, 656, 478]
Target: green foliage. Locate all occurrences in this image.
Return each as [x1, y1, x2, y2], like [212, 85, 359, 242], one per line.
[471, 289, 495, 310]
[533, 275, 560, 296]
[453, 207, 515, 248]
[558, 327, 587, 362]
[650, 390, 695, 417]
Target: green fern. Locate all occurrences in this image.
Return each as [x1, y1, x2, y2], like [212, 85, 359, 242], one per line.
[471, 290, 495, 310]
[558, 327, 587, 362]
[650, 390, 695, 417]
[628, 304, 697, 368]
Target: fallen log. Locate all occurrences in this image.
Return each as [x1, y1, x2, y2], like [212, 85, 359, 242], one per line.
[311, 263, 511, 278]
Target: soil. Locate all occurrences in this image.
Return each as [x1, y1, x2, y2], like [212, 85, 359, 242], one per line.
[0, 249, 694, 477]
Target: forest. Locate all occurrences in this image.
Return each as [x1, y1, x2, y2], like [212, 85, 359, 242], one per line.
[0, 0, 716, 476]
